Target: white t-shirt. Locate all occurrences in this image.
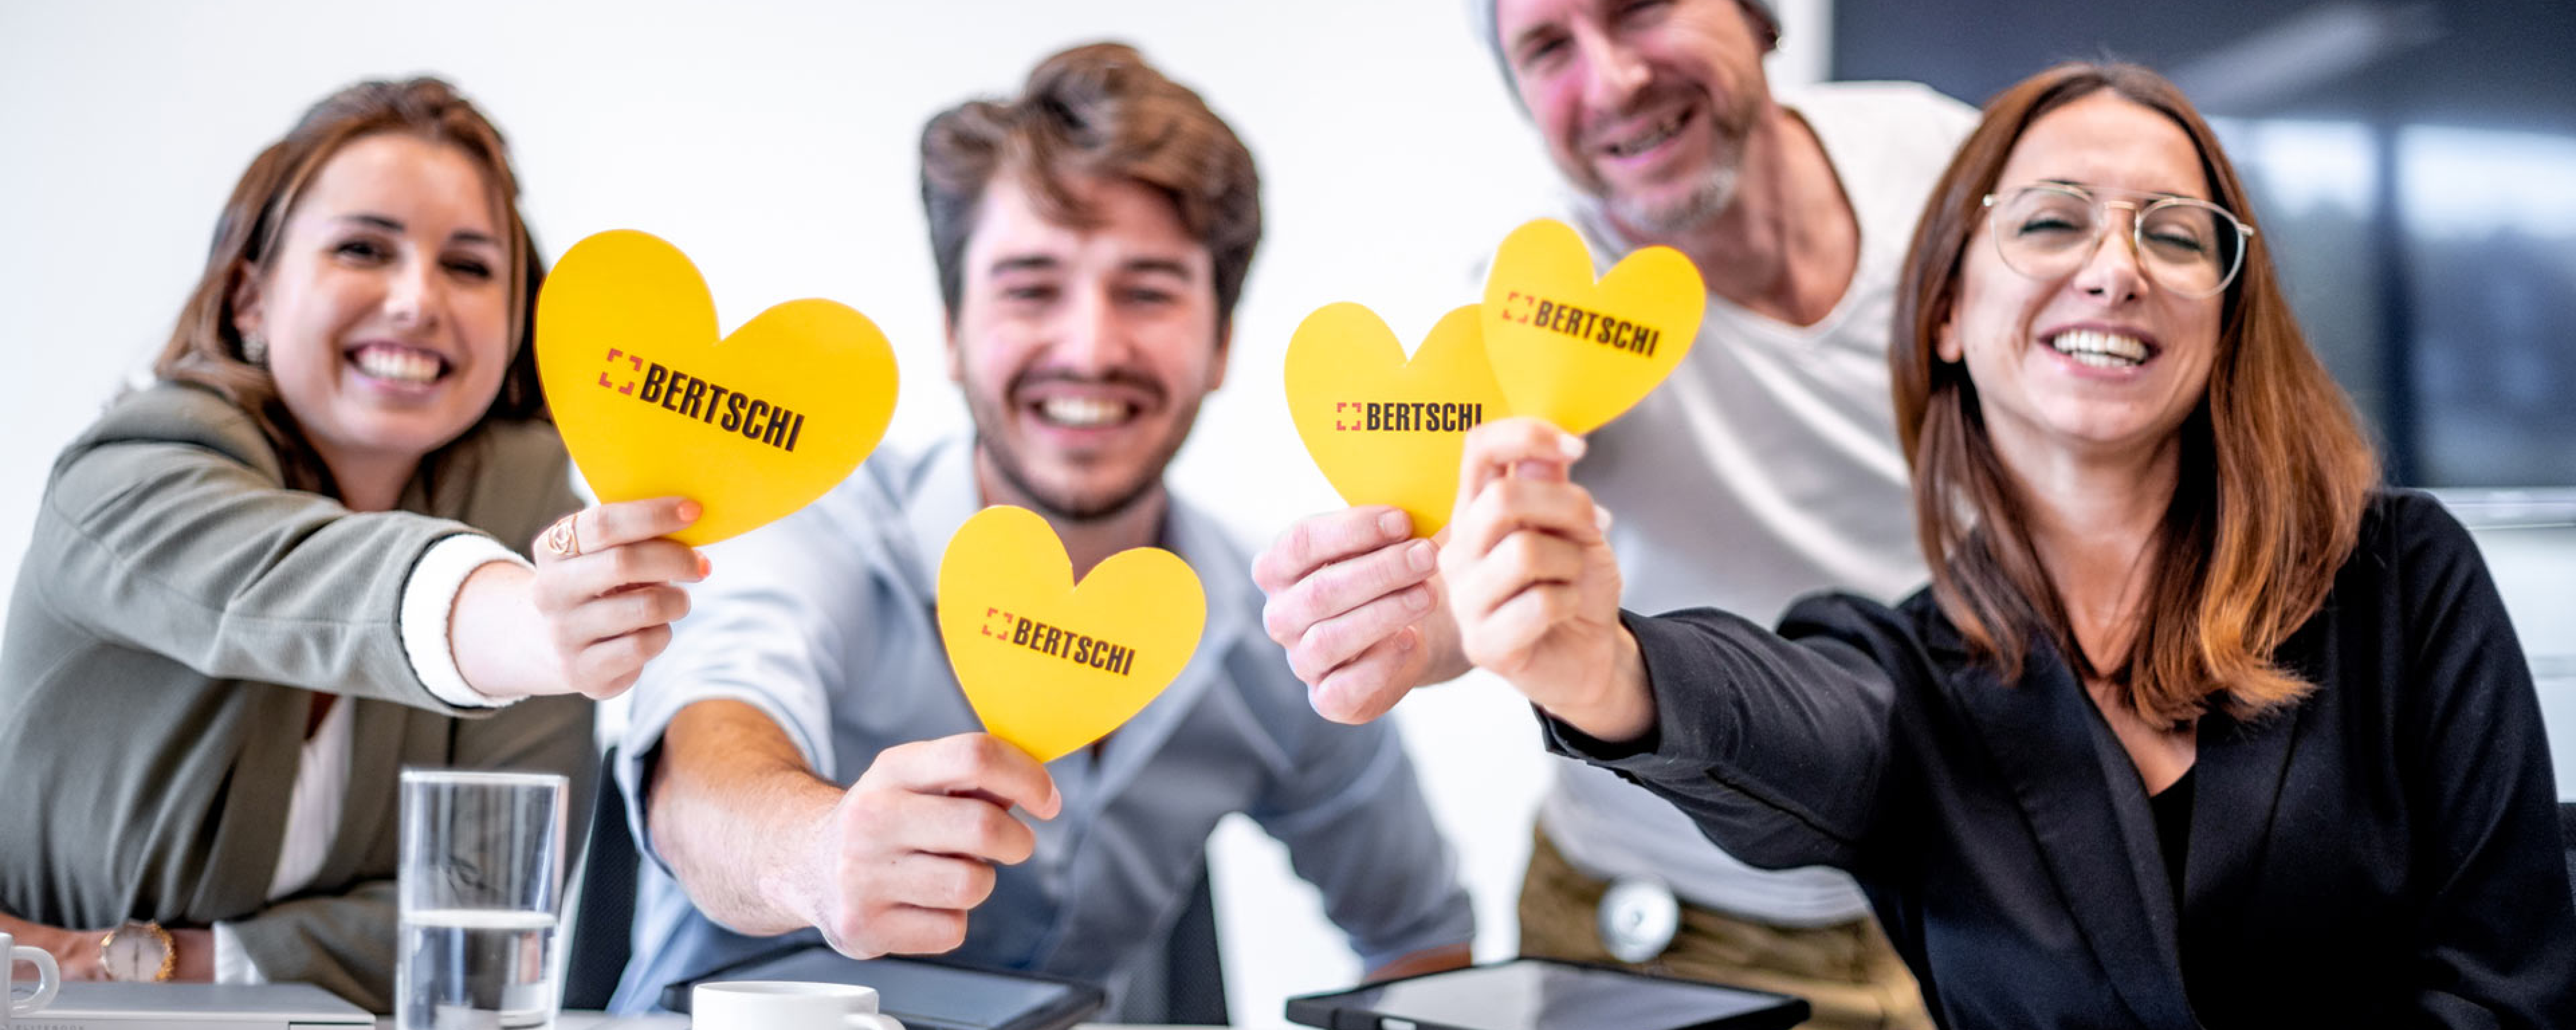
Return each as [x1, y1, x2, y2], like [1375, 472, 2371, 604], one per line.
[1539, 81, 1978, 926]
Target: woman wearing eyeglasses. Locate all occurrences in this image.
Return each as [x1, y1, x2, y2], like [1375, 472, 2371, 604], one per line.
[1437, 61, 2576, 1027]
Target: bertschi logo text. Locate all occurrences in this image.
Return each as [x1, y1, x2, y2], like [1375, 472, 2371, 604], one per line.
[593, 347, 810, 453]
[979, 606, 1138, 676]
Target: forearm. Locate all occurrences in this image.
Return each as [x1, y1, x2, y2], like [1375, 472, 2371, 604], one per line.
[1540, 605, 1902, 870]
[1527, 624, 1653, 743]
[647, 700, 841, 936]
[448, 562, 551, 700]
[0, 913, 207, 982]
[0, 912, 99, 979]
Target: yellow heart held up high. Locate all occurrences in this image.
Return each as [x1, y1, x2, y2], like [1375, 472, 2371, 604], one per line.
[1285, 303, 1506, 537]
[1480, 218, 1704, 435]
[937, 506, 1207, 763]
[536, 230, 898, 546]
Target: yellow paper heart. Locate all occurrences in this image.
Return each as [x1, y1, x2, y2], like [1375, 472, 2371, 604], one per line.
[537, 230, 897, 546]
[937, 506, 1207, 763]
[1285, 303, 1506, 537]
[1481, 218, 1704, 434]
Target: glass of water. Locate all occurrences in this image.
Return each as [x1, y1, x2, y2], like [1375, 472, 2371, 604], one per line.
[398, 769, 568, 1030]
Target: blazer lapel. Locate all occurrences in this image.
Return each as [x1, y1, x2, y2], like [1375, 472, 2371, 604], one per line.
[2179, 629, 2314, 945]
[191, 686, 305, 919]
[314, 699, 416, 888]
[1953, 633, 2198, 1030]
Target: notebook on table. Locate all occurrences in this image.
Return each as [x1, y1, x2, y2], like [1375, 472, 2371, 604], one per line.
[18, 982, 372, 1030]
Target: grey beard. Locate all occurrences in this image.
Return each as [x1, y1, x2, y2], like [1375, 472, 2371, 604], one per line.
[1611, 161, 1743, 236]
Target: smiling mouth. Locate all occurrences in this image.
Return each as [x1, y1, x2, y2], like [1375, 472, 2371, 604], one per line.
[1032, 395, 1139, 430]
[1601, 107, 1693, 159]
[349, 342, 450, 385]
[2047, 329, 2156, 370]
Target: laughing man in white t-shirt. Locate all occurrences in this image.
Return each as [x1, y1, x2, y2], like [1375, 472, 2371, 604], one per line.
[1250, 1, 1973, 1026]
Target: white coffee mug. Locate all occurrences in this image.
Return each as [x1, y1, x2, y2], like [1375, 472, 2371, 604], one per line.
[1, 931, 62, 1024]
[692, 981, 903, 1030]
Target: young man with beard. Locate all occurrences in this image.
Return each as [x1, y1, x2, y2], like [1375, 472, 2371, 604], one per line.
[1251, 1, 1972, 1026]
[608, 43, 1473, 1019]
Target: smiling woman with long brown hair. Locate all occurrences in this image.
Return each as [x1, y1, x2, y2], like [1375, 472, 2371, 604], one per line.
[1434, 61, 2575, 1027]
[0, 77, 702, 1012]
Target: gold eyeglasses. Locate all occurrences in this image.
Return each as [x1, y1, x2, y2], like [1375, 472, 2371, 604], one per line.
[1981, 182, 2255, 299]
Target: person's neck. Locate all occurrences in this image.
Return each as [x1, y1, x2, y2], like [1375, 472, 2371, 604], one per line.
[1613, 103, 1857, 327]
[314, 442, 417, 513]
[972, 450, 1170, 579]
[2001, 431, 2181, 668]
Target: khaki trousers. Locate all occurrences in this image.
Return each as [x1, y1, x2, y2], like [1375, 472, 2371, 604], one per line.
[1517, 829, 1933, 1030]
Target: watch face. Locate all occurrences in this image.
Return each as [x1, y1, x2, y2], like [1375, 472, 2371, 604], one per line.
[105, 927, 159, 981]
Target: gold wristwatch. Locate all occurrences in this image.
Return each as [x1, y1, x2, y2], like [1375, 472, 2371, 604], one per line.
[101, 921, 176, 982]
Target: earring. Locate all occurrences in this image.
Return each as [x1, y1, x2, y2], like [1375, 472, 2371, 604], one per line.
[241, 333, 267, 366]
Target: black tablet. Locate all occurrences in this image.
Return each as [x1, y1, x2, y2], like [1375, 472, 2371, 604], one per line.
[1285, 957, 1809, 1030]
[660, 942, 1105, 1030]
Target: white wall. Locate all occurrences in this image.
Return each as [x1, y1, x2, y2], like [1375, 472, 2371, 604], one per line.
[0, 2, 1821, 1026]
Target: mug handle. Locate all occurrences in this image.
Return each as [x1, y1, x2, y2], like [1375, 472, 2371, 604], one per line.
[843, 1014, 903, 1030]
[9, 945, 60, 1015]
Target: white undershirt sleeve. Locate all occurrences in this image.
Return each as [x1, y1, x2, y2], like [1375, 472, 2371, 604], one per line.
[400, 533, 531, 709]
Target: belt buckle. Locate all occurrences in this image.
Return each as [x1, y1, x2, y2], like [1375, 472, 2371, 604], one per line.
[1596, 876, 1680, 964]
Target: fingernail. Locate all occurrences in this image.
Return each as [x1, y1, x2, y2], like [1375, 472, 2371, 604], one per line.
[1404, 586, 1431, 612]
[1379, 509, 1410, 539]
[1396, 625, 1419, 651]
[676, 499, 704, 523]
[1594, 505, 1613, 532]
[696, 552, 712, 578]
[1558, 432, 1587, 460]
[1407, 539, 1436, 573]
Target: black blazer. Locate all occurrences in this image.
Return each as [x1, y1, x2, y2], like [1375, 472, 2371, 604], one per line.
[1547, 491, 2576, 1028]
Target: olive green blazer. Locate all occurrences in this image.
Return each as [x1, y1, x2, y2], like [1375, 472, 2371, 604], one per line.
[0, 383, 595, 1012]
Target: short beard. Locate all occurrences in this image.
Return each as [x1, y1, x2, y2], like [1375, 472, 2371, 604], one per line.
[976, 426, 1170, 523]
[962, 370, 1199, 524]
[1609, 161, 1743, 236]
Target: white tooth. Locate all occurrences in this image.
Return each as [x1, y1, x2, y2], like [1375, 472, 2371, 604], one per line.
[1606, 118, 1680, 158]
[2050, 330, 2148, 364]
[1041, 397, 1126, 427]
[358, 347, 440, 383]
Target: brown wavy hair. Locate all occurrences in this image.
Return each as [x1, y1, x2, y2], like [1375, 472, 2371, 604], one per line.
[919, 42, 1262, 331]
[1890, 61, 2379, 724]
[152, 76, 547, 495]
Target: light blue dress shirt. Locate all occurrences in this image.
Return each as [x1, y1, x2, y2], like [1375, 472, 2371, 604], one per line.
[608, 438, 1473, 1015]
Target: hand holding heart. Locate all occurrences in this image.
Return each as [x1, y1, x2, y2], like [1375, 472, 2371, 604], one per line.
[1440, 418, 1653, 744]
[805, 732, 1060, 960]
[1261, 218, 1699, 723]
[449, 496, 708, 702]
